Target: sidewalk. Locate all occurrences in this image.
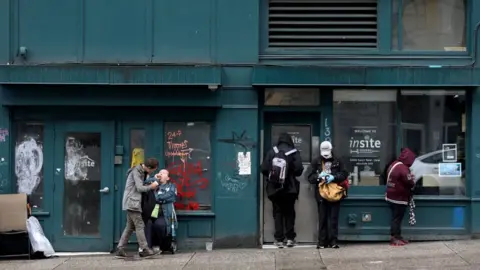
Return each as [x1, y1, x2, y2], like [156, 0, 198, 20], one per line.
[1, 239, 480, 270]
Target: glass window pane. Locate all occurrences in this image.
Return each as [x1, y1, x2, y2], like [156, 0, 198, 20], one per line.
[63, 132, 101, 236]
[164, 122, 211, 211]
[15, 122, 44, 210]
[129, 129, 145, 168]
[333, 90, 397, 186]
[265, 88, 320, 106]
[400, 90, 466, 196]
[392, 0, 466, 51]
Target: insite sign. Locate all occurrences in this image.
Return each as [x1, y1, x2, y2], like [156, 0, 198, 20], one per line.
[349, 127, 381, 157]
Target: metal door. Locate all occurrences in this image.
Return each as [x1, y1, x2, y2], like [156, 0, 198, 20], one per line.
[52, 121, 115, 251]
[262, 112, 321, 244]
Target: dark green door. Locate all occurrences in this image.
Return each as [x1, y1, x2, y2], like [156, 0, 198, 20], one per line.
[52, 121, 115, 252]
[263, 112, 321, 244]
[116, 121, 154, 245]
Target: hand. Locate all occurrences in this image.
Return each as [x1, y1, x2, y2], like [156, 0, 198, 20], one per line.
[155, 173, 161, 179]
[325, 175, 334, 183]
[150, 181, 159, 189]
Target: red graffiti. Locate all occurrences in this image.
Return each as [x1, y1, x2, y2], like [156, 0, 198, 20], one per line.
[167, 161, 209, 211]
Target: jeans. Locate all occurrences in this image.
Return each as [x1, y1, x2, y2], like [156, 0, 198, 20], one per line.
[145, 217, 167, 249]
[271, 194, 297, 242]
[117, 210, 149, 250]
[317, 200, 340, 246]
[389, 203, 407, 239]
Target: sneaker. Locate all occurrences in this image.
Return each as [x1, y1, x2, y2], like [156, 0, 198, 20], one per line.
[390, 238, 406, 246]
[153, 246, 160, 253]
[114, 248, 128, 258]
[398, 237, 409, 244]
[274, 240, 284, 249]
[331, 244, 340, 249]
[139, 248, 158, 258]
[316, 243, 327, 249]
[286, 240, 295, 248]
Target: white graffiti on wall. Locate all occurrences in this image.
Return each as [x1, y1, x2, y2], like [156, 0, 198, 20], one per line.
[15, 138, 43, 194]
[220, 173, 247, 193]
[324, 118, 331, 142]
[65, 137, 95, 182]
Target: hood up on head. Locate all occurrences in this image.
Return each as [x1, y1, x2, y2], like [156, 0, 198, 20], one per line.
[276, 132, 294, 148]
[320, 141, 333, 159]
[398, 148, 416, 167]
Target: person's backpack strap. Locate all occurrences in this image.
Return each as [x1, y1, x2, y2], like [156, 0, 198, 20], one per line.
[273, 147, 296, 156]
[285, 149, 297, 156]
[387, 161, 403, 182]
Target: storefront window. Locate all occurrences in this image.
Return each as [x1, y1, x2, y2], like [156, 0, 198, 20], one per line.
[265, 88, 320, 106]
[392, 0, 466, 51]
[333, 90, 397, 186]
[15, 122, 44, 210]
[164, 122, 212, 211]
[400, 90, 466, 196]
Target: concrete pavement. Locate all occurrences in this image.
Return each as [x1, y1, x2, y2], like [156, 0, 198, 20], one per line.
[2, 239, 480, 270]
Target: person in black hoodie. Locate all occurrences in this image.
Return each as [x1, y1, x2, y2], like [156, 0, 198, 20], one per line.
[306, 141, 348, 249]
[261, 133, 304, 248]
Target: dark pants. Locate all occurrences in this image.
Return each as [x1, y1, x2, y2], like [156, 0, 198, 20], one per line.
[271, 194, 297, 241]
[145, 217, 167, 249]
[317, 200, 340, 246]
[389, 203, 407, 239]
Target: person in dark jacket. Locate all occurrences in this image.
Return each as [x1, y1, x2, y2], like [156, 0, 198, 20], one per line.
[142, 169, 178, 252]
[385, 148, 416, 246]
[306, 141, 348, 249]
[261, 132, 304, 248]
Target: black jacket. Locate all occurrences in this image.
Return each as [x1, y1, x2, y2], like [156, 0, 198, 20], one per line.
[261, 133, 304, 199]
[305, 155, 348, 202]
[141, 189, 158, 224]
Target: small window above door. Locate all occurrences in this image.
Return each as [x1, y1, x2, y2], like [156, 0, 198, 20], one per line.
[264, 88, 320, 106]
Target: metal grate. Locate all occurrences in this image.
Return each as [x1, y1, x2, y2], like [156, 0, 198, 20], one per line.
[268, 0, 378, 49]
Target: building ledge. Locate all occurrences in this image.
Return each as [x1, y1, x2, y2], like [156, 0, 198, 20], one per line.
[0, 64, 222, 86]
[252, 65, 480, 87]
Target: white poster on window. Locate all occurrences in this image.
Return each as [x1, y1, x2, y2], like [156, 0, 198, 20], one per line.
[237, 152, 251, 176]
[442, 144, 457, 162]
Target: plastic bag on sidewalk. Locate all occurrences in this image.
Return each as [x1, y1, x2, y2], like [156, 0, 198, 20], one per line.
[26, 216, 55, 257]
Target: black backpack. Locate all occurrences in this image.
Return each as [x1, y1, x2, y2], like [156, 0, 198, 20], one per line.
[268, 146, 297, 187]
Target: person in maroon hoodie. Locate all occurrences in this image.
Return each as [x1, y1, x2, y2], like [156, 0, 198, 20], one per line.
[385, 148, 416, 246]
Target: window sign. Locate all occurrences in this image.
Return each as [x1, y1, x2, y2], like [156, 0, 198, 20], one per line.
[271, 125, 312, 163]
[442, 144, 457, 162]
[349, 126, 382, 186]
[439, 163, 462, 177]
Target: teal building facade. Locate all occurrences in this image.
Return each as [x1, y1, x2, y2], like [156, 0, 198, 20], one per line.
[0, 0, 479, 251]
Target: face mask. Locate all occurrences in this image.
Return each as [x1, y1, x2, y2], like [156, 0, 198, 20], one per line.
[321, 151, 332, 159]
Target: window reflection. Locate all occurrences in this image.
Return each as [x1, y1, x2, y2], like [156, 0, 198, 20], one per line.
[164, 122, 212, 211]
[400, 90, 466, 196]
[333, 90, 397, 186]
[392, 0, 466, 51]
[265, 88, 320, 106]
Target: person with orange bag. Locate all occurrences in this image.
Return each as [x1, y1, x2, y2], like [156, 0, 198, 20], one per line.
[306, 141, 348, 249]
